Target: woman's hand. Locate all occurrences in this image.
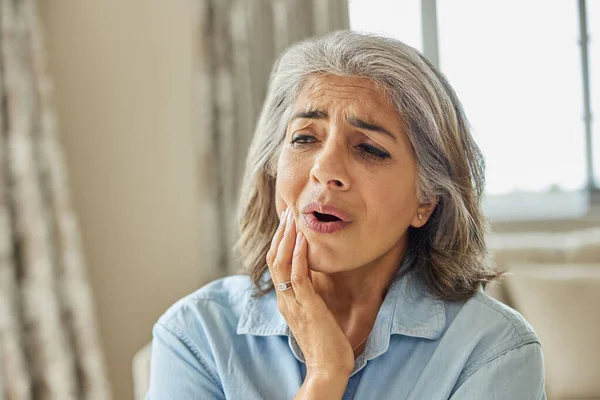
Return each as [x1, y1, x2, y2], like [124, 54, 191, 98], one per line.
[266, 208, 355, 381]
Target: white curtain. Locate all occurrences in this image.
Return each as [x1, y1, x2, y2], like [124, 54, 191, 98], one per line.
[0, 0, 112, 399]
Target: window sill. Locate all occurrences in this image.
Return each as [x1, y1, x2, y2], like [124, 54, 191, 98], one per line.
[486, 191, 600, 233]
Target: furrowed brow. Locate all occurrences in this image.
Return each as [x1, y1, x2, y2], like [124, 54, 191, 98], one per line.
[290, 109, 329, 121]
[348, 117, 396, 142]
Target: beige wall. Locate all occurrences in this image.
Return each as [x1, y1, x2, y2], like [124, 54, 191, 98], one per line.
[39, 1, 211, 399]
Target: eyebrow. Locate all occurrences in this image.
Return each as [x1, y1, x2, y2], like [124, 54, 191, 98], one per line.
[347, 117, 396, 142]
[290, 110, 329, 121]
[290, 109, 396, 142]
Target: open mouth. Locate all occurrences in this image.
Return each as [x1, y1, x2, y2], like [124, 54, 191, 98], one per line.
[313, 211, 342, 222]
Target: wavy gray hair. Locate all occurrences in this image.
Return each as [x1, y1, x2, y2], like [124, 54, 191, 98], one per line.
[234, 30, 500, 302]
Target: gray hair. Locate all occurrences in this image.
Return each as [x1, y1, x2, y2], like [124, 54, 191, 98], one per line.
[235, 31, 500, 302]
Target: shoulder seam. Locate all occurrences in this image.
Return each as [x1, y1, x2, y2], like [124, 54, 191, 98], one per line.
[185, 276, 252, 307]
[455, 341, 541, 390]
[157, 321, 222, 387]
[160, 283, 251, 326]
[471, 294, 529, 341]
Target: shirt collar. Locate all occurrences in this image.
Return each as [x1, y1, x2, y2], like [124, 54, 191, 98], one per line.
[237, 270, 446, 346]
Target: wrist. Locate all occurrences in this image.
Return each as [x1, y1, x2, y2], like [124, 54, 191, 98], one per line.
[294, 371, 350, 400]
[307, 368, 352, 383]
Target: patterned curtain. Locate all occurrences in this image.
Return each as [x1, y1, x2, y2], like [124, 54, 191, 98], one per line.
[0, 0, 112, 399]
[193, 0, 350, 278]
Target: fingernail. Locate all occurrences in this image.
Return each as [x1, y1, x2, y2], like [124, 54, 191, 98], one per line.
[296, 232, 303, 246]
[280, 209, 287, 225]
[286, 209, 293, 225]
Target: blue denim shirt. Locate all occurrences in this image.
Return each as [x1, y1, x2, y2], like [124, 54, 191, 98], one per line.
[146, 271, 546, 399]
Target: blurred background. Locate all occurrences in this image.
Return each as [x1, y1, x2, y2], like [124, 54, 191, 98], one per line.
[0, 0, 598, 399]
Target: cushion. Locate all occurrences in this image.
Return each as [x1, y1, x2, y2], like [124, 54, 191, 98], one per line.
[503, 263, 600, 399]
[132, 342, 152, 400]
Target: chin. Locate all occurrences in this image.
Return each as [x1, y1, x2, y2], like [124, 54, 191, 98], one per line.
[306, 243, 351, 273]
[306, 243, 331, 270]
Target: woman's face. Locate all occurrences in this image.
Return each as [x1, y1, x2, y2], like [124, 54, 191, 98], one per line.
[275, 74, 425, 274]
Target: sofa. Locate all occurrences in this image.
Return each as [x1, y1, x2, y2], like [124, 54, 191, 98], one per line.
[133, 228, 600, 400]
[485, 227, 600, 399]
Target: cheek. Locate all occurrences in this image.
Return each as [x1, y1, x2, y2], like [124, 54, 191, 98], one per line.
[365, 174, 419, 227]
[275, 151, 308, 212]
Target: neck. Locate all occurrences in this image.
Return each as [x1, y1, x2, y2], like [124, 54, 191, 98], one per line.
[312, 240, 405, 308]
[310, 240, 406, 346]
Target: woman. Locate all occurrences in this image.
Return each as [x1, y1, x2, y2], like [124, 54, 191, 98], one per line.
[146, 31, 545, 399]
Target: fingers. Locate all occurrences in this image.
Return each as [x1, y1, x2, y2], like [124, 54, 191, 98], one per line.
[290, 231, 315, 305]
[273, 209, 296, 288]
[265, 207, 314, 311]
[266, 209, 287, 272]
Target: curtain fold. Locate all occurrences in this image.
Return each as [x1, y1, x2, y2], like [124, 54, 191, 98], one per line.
[194, 0, 350, 277]
[0, 0, 112, 399]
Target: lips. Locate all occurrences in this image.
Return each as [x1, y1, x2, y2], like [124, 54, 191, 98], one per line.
[300, 202, 352, 222]
[300, 202, 352, 234]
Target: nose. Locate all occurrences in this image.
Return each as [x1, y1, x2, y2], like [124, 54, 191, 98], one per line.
[310, 137, 351, 191]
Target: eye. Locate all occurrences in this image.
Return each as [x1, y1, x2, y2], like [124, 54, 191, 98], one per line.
[291, 135, 391, 160]
[357, 144, 391, 160]
[290, 134, 316, 145]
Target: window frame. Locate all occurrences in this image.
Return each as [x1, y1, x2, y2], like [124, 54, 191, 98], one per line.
[420, 0, 599, 220]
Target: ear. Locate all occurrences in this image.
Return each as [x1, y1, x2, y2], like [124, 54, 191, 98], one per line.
[410, 199, 438, 228]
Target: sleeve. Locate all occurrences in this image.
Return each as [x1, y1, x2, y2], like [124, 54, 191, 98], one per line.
[145, 322, 225, 400]
[449, 343, 546, 400]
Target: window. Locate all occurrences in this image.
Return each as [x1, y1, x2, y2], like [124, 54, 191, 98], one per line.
[590, 0, 600, 187]
[348, 0, 598, 221]
[348, 0, 422, 52]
